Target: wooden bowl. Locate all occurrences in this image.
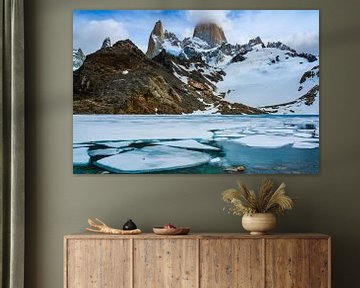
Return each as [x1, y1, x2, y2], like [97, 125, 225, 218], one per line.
[153, 227, 190, 235]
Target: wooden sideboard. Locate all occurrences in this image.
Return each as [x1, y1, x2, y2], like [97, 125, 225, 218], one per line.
[64, 233, 330, 288]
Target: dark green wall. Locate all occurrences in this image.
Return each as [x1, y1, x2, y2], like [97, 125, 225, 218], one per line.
[24, 0, 360, 287]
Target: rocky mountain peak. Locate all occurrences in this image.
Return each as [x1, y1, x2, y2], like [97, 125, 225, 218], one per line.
[101, 37, 111, 49]
[146, 20, 165, 58]
[152, 20, 165, 38]
[248, 36, 265, 48]
[73, 48, 86, 71]
[267, 41, 296, 53]
[193, 22, 227, 47]
[112, 39, 145, 58]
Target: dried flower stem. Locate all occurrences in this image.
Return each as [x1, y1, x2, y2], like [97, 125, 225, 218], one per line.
[222, 179, 294, 216]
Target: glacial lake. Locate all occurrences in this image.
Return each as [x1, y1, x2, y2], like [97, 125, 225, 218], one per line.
[73, 114, 319, 174]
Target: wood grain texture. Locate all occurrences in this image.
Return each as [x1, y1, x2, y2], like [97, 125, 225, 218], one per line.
[66, 239, 131, 288]
[265, 239, 310, 288]
[310, 239, 330, 288]
[200, 239, 264, 288]
[133, 239, 198, 288]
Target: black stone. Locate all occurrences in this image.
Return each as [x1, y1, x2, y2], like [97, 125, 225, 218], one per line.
[123, 219, 137, 230]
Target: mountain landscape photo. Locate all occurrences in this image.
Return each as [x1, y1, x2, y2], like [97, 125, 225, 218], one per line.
[73, 10, 320, 174]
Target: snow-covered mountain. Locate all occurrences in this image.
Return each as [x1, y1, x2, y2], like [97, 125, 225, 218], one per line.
[217, 45, 319, 114]
[73, 20, 319, 115]
[72, 48, 86, 71]
[144, 20, 319, 115]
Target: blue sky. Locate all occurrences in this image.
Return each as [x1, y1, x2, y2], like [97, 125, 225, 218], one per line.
[73, 10, 319, 55]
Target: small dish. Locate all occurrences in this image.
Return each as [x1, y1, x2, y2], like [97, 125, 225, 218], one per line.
[153, 227, 190, 235]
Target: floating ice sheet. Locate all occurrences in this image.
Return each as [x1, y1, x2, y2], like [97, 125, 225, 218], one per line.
[95, 146, 211, 173]
[88, 148, 120, 157]
[158, 139, 220, 151]
[73, 147, 90, 166]
[234, 135, 295, 148]
[94, 140, 133, 148]
[73, 143, 91, 148]
[292, 142, 319, 149]
[233, 134, 319, 149]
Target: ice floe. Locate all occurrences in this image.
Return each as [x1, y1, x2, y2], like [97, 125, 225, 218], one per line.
[95, 146, 211, 173]
[294, 132, 314, 138]
[233, 135, 295, 148]
[158, 139, 220, 151]
[73, 147, 90, 166]
[233, 134, 319, 149]
[73, 143, 93, 148]
[292, 142, 319, 149]
[87, 148, 120, 157]
[95, 140, 133, 148]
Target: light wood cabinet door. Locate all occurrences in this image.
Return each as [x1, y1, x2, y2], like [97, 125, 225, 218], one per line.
[265, 238, 330, 288]
[266, 239, 310, 287]
[66, 239, 131, 288]
[133, 239, 198, 288]
[200, 239, 264, 288]
[309, 239, 330, 288]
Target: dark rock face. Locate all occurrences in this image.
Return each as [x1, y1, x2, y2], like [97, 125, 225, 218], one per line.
[301, 85, 319, 106]
[248, 36, 265, 48]
[300, 66, 319, 84]
[193, 22, 227, 47]
[267, 41, 296, 53]
[231, 54, 246, 63]
[298, 52, 317, 63]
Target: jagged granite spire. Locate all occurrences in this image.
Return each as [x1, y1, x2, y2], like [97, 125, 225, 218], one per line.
[101, 37, 112, 49]
[146, 20, 165, 58]
[193, 22, 227, 47]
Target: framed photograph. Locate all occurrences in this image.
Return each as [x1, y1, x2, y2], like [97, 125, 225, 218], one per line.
[73, 10, 319, 174]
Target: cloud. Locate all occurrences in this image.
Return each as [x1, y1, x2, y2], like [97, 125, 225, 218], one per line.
[281, 31, 319, 55]
[186, 10, 230, 25]
[221, 10, 319, 54]
[73, 19, 129, 54]
[73, 10, 319, 55]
